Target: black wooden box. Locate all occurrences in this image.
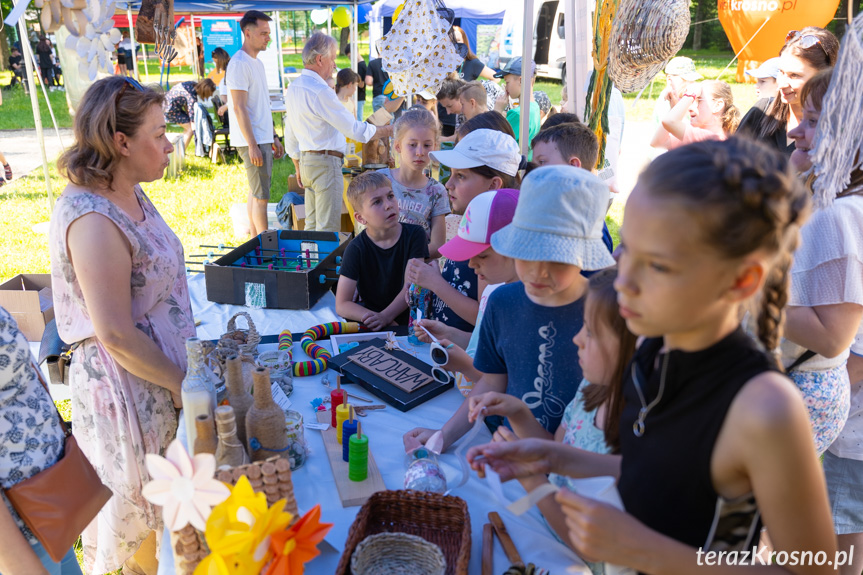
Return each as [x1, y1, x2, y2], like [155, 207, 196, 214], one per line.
[204, 230, 351, 310]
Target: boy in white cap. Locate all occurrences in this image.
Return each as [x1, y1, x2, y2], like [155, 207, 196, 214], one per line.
[404, 165, 615, 451]
[744, 57, 781, 101]
[653, 56, 703, 124]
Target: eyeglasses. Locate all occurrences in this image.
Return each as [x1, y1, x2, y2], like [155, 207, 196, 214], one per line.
[784, 30, 830, 61]
[114, 76, 145, 107]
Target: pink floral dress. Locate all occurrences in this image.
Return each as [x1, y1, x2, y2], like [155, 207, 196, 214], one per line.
[49, 183, 195, 574]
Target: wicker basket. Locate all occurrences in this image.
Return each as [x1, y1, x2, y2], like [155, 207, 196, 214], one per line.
[219, 311, 262, 358]
[335, 490, 471, 575]
[607, 0, 691, 93]
[169, 456, 299, 575]
[351, 532, 446, 575]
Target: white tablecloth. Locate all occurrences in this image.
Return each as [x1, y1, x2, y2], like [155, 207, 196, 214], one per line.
[156, 274, 586, 574]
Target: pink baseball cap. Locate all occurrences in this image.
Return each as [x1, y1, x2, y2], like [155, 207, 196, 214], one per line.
[439, 189, 520, 261]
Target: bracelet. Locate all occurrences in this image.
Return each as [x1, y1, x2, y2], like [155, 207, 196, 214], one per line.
[681, 93, 698, 100]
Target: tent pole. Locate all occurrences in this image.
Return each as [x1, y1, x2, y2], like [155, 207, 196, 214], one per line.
[351, 0, 358, 116]
[327, 7, 332, 37]
[142, 43, 150, 81]
[276, 11, 288, 93]
[191, 13, 200, 78]
[519, 0, 535, 159]
[14, 0, 54, 210]
[127, 3, 140, 80]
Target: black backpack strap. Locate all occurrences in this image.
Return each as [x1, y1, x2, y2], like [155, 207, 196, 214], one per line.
[786, 349, 817, 372]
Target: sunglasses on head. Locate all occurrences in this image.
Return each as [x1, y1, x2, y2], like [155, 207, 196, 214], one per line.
[115, 76, 145, 107]
[784, 30, 830, 61]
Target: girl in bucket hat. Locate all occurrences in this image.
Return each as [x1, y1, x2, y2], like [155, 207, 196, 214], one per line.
[404, 165, 614, 451]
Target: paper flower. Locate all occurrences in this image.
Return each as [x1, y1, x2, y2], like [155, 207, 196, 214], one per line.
[264, 505, 333, 575]
[195, 477, 293, 575]
[142, 439, 230, 532]
[60, 0, 122, 80]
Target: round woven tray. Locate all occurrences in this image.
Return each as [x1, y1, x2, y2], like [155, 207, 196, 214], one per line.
[351, 532, 446, 575]
[607, 0, 691, 93]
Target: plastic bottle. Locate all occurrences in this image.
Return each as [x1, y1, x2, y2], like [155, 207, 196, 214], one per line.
[181, 337, 217, 450]
[408, 283, 431, 346]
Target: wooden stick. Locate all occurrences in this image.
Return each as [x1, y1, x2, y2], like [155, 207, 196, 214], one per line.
[357, 421, 362, 439]
[336, 374, 341, 391]
[349, 404, 354, 424]
[482, 523, 494, 575]
[489, 512, 524, 568]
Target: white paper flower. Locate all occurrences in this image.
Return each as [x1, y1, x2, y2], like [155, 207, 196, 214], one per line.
[142, 439, 231, 532]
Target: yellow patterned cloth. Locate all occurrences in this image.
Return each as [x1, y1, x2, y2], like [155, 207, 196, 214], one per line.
[375, 0, 462, 97]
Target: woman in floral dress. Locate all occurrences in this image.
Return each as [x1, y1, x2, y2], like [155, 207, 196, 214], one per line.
[50, 76, 196, 575]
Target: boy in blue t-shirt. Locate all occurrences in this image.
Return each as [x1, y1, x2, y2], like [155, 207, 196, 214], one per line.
[404, 166, 615, 449]
[336, 171, 429, 329]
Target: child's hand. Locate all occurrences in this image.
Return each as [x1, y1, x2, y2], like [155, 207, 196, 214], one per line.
[403, 427, 438, 450]
[492, 424, 520, 443]
[405, 258, 442, 290]
[556, 488, 651, 565]
[494, 90, 509, 113]
[414, 318, 448, 344]
[362, 310, 390, 331]
[467, 438, 554, 481]
[468, 391, 526, 423]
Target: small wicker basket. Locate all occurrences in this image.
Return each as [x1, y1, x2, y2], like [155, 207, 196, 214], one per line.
[607, 0, 691, 93]
[219, 311, 262, 358]
[335, 490, 471, 575]
[350, 532, 446, 575]
[168, 455, 298, 575]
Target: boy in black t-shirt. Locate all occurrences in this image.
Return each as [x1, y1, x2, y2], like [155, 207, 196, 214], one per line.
[336, 171, 429, 330]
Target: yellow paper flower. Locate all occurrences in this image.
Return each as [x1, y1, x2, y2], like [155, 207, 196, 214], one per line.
[195, 476, 293, 575]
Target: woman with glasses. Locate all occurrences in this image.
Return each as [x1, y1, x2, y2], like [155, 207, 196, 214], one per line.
[737, 26, 838, 155]
[49, 76, 196, 575]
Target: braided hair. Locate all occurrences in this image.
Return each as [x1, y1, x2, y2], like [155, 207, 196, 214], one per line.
[636, 138, 810, 356]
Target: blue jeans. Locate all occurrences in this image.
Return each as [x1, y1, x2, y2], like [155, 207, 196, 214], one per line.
[372, 94, 386, 113]
[357, 100, 364, 120]
[0, 540, 82, 575]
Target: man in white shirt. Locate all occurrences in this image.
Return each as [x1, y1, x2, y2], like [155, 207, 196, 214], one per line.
[227, 10, 284, 237]
[284, 32, 394, 232]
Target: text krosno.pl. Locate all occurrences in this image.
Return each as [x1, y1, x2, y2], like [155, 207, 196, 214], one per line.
[697, 547, 853, 569]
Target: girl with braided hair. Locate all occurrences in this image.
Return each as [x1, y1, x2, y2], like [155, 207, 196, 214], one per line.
[468, 138, 837, 569]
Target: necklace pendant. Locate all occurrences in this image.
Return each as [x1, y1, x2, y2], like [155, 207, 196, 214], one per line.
[633, 408, 648, 437]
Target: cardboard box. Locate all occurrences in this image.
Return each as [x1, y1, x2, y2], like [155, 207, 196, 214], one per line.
[289, 202, 354, 233]
[204, 230, 351, 310]
[287, 175, 304, 194]
[0, 274, 55, 341]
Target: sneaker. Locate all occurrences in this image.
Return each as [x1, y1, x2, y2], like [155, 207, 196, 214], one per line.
[3, 164, 10, 180]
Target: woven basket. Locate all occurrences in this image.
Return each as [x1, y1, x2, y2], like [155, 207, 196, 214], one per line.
[351, 532, 446, 575]
[607, 0, 691, 93]
[335, 490, 470, 575]
[169, 456, 299, 575]
[219, 311, 261, 357]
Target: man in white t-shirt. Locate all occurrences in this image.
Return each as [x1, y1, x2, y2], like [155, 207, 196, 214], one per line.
[283, 32, 394, 232]
[227, 10, 284, 237]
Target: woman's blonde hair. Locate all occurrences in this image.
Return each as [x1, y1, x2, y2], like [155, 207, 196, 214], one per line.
[58, 76, 164, 190]
[704, 80, 740, 135]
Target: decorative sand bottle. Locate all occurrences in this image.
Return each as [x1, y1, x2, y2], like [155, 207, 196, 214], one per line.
[181, 337, 217, 450]
[245, 367, 289, 462]
[225, 354, 253, 447]
[193, 413, 218, 455]
[214, 405, 249, 468]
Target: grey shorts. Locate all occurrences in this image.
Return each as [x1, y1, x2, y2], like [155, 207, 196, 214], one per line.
[238, 144, 274, 200]
[824, 449, 863, 534]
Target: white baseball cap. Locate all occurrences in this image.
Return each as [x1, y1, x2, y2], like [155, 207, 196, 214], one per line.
[745, 57, 781, 79]
[429, 129, 521, 177]
[439, 189, 520, 261]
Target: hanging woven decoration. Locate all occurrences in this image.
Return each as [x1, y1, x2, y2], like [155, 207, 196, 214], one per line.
[607, 0, 690, 94]
[808, 15, 863, 209]
[583, 0, 621, 172]
[376, 0, 463, 98]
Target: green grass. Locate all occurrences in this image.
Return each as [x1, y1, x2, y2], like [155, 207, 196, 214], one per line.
[0, 149, 295, 281]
